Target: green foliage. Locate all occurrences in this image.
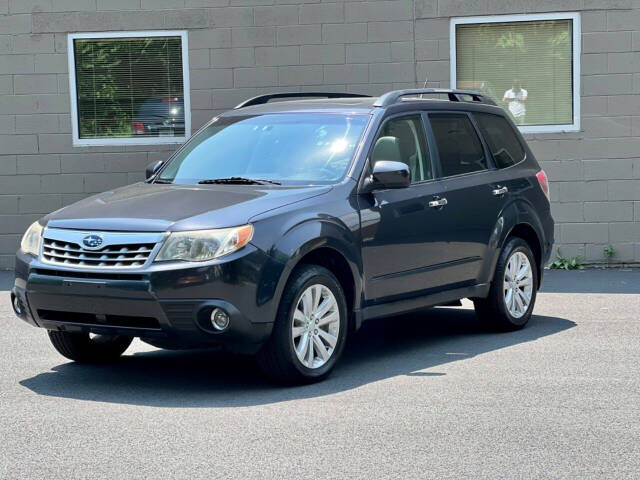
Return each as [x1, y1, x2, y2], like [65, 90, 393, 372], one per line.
[603, 245, 615, 259]
[548, 249, 584, 270]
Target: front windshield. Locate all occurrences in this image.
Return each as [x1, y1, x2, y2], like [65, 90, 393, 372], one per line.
[158, 113, 370, 185]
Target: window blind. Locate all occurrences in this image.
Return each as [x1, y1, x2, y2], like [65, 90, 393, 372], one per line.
[456, 19, 573, 127]
[73, 35, 184, 139]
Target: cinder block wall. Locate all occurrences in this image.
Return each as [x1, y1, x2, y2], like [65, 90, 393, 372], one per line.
[0, 0, 639, 269]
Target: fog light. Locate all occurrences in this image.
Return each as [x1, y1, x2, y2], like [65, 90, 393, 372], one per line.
[11, 294, 22, 316]
[210, 308, 230, 331]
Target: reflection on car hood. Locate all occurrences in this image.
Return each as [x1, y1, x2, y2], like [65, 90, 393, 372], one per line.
[43, 182, 332, 232]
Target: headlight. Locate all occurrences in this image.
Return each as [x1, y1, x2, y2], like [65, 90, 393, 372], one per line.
[155, 225, 254, 262]
[20, 221, 44, 256]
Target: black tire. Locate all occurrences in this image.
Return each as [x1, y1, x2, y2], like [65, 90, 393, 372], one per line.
[474, 237, 538, 331]
[257, 265, 348, 385]
[47, 330, 133, 363]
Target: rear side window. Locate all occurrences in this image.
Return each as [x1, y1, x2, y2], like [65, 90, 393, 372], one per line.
[429, 113, 487, 177]
[474, 113, 526, 168]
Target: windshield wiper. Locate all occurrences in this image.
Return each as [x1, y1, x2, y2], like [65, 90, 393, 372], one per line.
[198, 177, 281, 185]
[152, 178, 173, 184]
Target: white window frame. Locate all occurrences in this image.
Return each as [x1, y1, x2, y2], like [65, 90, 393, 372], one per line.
[450, 12, 581, 134]
[67, 30, 191, 147]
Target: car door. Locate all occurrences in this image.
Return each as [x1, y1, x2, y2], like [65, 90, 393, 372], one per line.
[359, 113, 453, 304]
[425, 111, 508, 284]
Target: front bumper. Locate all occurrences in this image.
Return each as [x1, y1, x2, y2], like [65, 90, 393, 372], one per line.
[12, 245, 283, 354]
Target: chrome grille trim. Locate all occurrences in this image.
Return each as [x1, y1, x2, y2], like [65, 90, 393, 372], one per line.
[41, 228, 167, 270]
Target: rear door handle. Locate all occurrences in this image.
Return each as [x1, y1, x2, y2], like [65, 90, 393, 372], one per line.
[428, 197, 448, 208]
[492, 186, 508, 196]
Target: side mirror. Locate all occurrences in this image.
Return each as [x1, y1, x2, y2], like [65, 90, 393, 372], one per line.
[364, 160, 410, 192]
[145, 160, 164, 180]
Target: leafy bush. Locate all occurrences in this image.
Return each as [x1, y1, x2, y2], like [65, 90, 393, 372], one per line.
[603, 245, 615, 259]
[548, 249, 584, 270]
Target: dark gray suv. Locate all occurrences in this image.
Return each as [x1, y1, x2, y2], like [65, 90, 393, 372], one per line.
[11, 89, 554, 384]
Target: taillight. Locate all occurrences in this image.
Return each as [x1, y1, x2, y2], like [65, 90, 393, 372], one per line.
[536, 170, 549, 200]
[132, 121, 145, 135]
[162, 97, 179, 103]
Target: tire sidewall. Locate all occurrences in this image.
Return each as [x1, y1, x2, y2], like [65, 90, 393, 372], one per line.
[495, 239, 538, 328]
[280, 267, 348, 380]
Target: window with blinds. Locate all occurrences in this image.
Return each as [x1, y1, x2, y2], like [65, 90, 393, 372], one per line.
[453, 14, 580, 132]
[69, 31, 190, 145]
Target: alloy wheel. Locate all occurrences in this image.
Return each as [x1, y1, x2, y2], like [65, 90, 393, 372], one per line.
[503, 251, 533, 319]
[291, 284, 340, 369]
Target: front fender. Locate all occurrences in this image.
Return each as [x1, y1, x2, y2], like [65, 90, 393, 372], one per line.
[269, 218, 363, 312]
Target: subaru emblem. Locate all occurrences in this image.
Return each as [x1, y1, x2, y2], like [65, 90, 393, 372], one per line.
[82, 234, 103, 250]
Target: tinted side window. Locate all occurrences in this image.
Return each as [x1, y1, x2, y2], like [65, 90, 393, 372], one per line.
[429, 113, 487, 177]
[474, 113, 526, 168]
[372, 115, 432, 183]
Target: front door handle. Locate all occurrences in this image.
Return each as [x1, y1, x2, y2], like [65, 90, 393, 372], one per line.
[492, 186, 508, 196]
[428, 197, 448, 208]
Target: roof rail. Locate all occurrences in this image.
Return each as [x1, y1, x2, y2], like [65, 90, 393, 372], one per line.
[234, 92, 371, 109]
[373, 88, 496, 107]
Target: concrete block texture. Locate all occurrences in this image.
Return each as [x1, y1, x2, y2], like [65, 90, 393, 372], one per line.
[209, 7, 253, 27]
[278, 65, 323, 86]
[322, 24, 367, 44]
[255, 46, 299, 66]
[583, 202, 634, 222]
[1, 1, 640, 265]
[560, 223, 609, 244]
[300, 3, 344, 25]
[345, 1, 412, 22]
[211, 48, 255, 68]
[583, 159, 634, 180]
[609, 222, 640, 243]
[300, 44, 345, 65]
[586, 243, 636, 263]
[254, 5, 299, 26]
[0, 116, 14, 134]
[277, 25, 321, 45]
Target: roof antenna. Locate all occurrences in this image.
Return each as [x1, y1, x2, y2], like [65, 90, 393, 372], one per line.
[420, 75, 428, 99]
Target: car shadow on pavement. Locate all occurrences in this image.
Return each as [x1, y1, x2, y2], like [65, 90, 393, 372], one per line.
[20, 307, 575, 407]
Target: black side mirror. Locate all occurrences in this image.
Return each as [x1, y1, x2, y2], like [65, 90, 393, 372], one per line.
[363, 160, 410, 192]
[145, 160, 164, 180]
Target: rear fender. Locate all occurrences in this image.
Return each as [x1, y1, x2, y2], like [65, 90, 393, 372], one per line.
[480, 199, 547, 286]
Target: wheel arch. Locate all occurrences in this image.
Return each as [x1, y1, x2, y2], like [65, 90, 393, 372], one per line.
[501, 222, 544, 288]
[269, 219, 363, 332]
[482, 199, 547, 289]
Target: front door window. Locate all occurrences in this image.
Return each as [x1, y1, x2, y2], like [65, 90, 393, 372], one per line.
[371, 115, 432, 183]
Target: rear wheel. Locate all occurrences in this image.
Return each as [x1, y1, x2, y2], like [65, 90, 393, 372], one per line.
[474, 237, 538, 331]
[257, 265, 348, 385]
[48, 331, 132, 363]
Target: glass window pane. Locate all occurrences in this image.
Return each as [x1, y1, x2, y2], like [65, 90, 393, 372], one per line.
[73, 36, 184, 139]
[474, 113, 525, 168]
[159, 113, 370, 185]
[429, 114, 487, 177]
[455, 19, 573, 127]
[372, 115, 432, 183]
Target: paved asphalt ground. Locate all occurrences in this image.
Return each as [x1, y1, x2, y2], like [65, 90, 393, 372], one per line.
[1, 269, 639, 479]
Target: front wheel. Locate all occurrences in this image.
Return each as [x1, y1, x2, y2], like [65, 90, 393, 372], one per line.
[48, 331, 133, 363]
[474, 237, 538, 331]
[257, 265, 348, 385]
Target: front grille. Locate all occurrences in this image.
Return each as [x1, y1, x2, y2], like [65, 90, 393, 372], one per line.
[37, 309, 161, 330]
[42, 238, 155, 268]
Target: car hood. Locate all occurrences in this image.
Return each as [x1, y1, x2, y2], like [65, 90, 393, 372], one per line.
[44, 182, 332, 232]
